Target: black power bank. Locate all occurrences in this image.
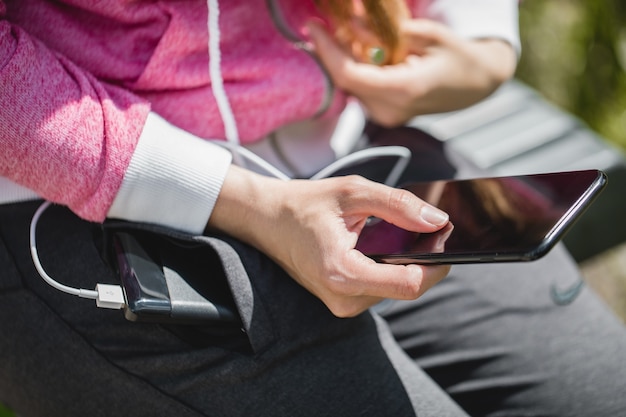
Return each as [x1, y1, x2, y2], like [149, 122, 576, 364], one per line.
[110, 231, 240, 325]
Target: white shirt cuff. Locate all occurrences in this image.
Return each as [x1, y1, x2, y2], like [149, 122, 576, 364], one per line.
[108, 112, 232, 234]
[426, 0, 521, 54]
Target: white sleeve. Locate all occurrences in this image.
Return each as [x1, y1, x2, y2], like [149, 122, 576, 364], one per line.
[108, 112, 232, 234]
[423, 0, 520, 54]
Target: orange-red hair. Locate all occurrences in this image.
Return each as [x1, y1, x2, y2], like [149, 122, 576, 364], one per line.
[315, 0, 410, 64]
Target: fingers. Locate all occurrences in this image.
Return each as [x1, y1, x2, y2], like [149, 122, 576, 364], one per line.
[335, 176, 449, 232]
[321, 250, 451, 317]
[347, 250, 450, 300]
[311, 178, 451, 318]
[306, 21, 424, 126]
[268, 177, 451, 318]
[399, 19, 451, 53]
[379, 186, 450, 229]
[307, 21, 394, 91]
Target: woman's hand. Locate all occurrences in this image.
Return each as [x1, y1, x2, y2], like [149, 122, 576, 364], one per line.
[207, 166, 451, 318]
[307, 19, 517, 127]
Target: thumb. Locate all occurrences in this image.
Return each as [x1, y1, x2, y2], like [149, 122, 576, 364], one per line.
[343, 180, 450, 233]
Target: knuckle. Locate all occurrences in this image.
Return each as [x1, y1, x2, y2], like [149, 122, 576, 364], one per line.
[342, 174, 369, 188]
[322, 281, 363, 318]
[333, 62, 357, 91]
[391, 266, 427, 299]
[335, 175, 370, 198]
[324, 267, 360, 297]
[325, 275, 350, 296]
[387, 188, 414, 212]
[406, 82, 428, 103]
[322, 269, 363, 318]
[326, 300, 363, 318]
[402, 275, 424, 298]
[402, 264, 449, 299]
[370, 97, 416, 128]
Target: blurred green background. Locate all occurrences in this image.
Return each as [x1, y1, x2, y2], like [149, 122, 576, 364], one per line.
[1, 2, 625, 416]
[517, 0, 626, 152]
[0, 403, 12, 417]
[517, 0, 626, 324]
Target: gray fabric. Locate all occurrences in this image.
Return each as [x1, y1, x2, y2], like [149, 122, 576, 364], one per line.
[372, 313, 469, 416]
[0, 204, 204, 417]
[378, 245, 626, 416]
[0, 202, 433, 416]
[1, 129, 625, 416]
[1, 199, 625, 417]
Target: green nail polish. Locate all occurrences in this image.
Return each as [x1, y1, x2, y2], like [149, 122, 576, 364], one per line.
[368, 47, 386, 65]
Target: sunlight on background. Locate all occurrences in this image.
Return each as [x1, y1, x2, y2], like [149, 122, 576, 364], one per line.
[517, 0, 626, 322]
[517, 0, 626, 151]
[0, 3, 624, 416]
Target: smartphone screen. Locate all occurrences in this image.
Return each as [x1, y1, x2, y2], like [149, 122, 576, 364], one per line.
[356, 170, 607, 264]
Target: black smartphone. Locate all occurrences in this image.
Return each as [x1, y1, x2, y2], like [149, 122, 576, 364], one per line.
[356, 170, 607, 264]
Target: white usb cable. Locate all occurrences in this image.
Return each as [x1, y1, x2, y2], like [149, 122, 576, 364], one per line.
[29, 201, 125, 310]
[30, 0, 414, 307]
[29, 142, 412, 308]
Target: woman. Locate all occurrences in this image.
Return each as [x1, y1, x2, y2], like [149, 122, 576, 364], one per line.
[1, 1, 624, 416]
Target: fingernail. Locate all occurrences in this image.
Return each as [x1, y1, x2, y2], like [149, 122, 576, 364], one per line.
[420, 205, 449, 226]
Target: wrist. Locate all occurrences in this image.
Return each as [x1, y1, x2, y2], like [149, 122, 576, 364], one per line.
[206, 165, 287, 251]
[470, 38, 517, 87]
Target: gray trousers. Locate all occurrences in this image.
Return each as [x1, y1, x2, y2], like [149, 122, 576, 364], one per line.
[1, 130, 625, 416]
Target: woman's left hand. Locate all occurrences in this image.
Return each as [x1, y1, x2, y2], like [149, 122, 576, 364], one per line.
[307, 19, 517, 127]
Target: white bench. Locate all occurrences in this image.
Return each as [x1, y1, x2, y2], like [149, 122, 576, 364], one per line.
[410, 80, 626, 262]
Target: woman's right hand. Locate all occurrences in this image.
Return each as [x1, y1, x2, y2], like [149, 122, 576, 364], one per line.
[206, 165, 451, 318]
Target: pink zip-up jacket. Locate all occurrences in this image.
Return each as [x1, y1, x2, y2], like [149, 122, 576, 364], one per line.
[0, 0, 519, 233]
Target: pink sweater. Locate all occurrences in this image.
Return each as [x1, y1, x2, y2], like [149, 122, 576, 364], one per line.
[0, 0, 519, 232]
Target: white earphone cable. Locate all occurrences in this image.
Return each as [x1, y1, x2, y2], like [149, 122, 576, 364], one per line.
[209, 140, 291, 180]
[207, 0, 239, 146]
[31, 0, 413, 306]
[206, 0, 248, 168]
[310, 146, 411, 186]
